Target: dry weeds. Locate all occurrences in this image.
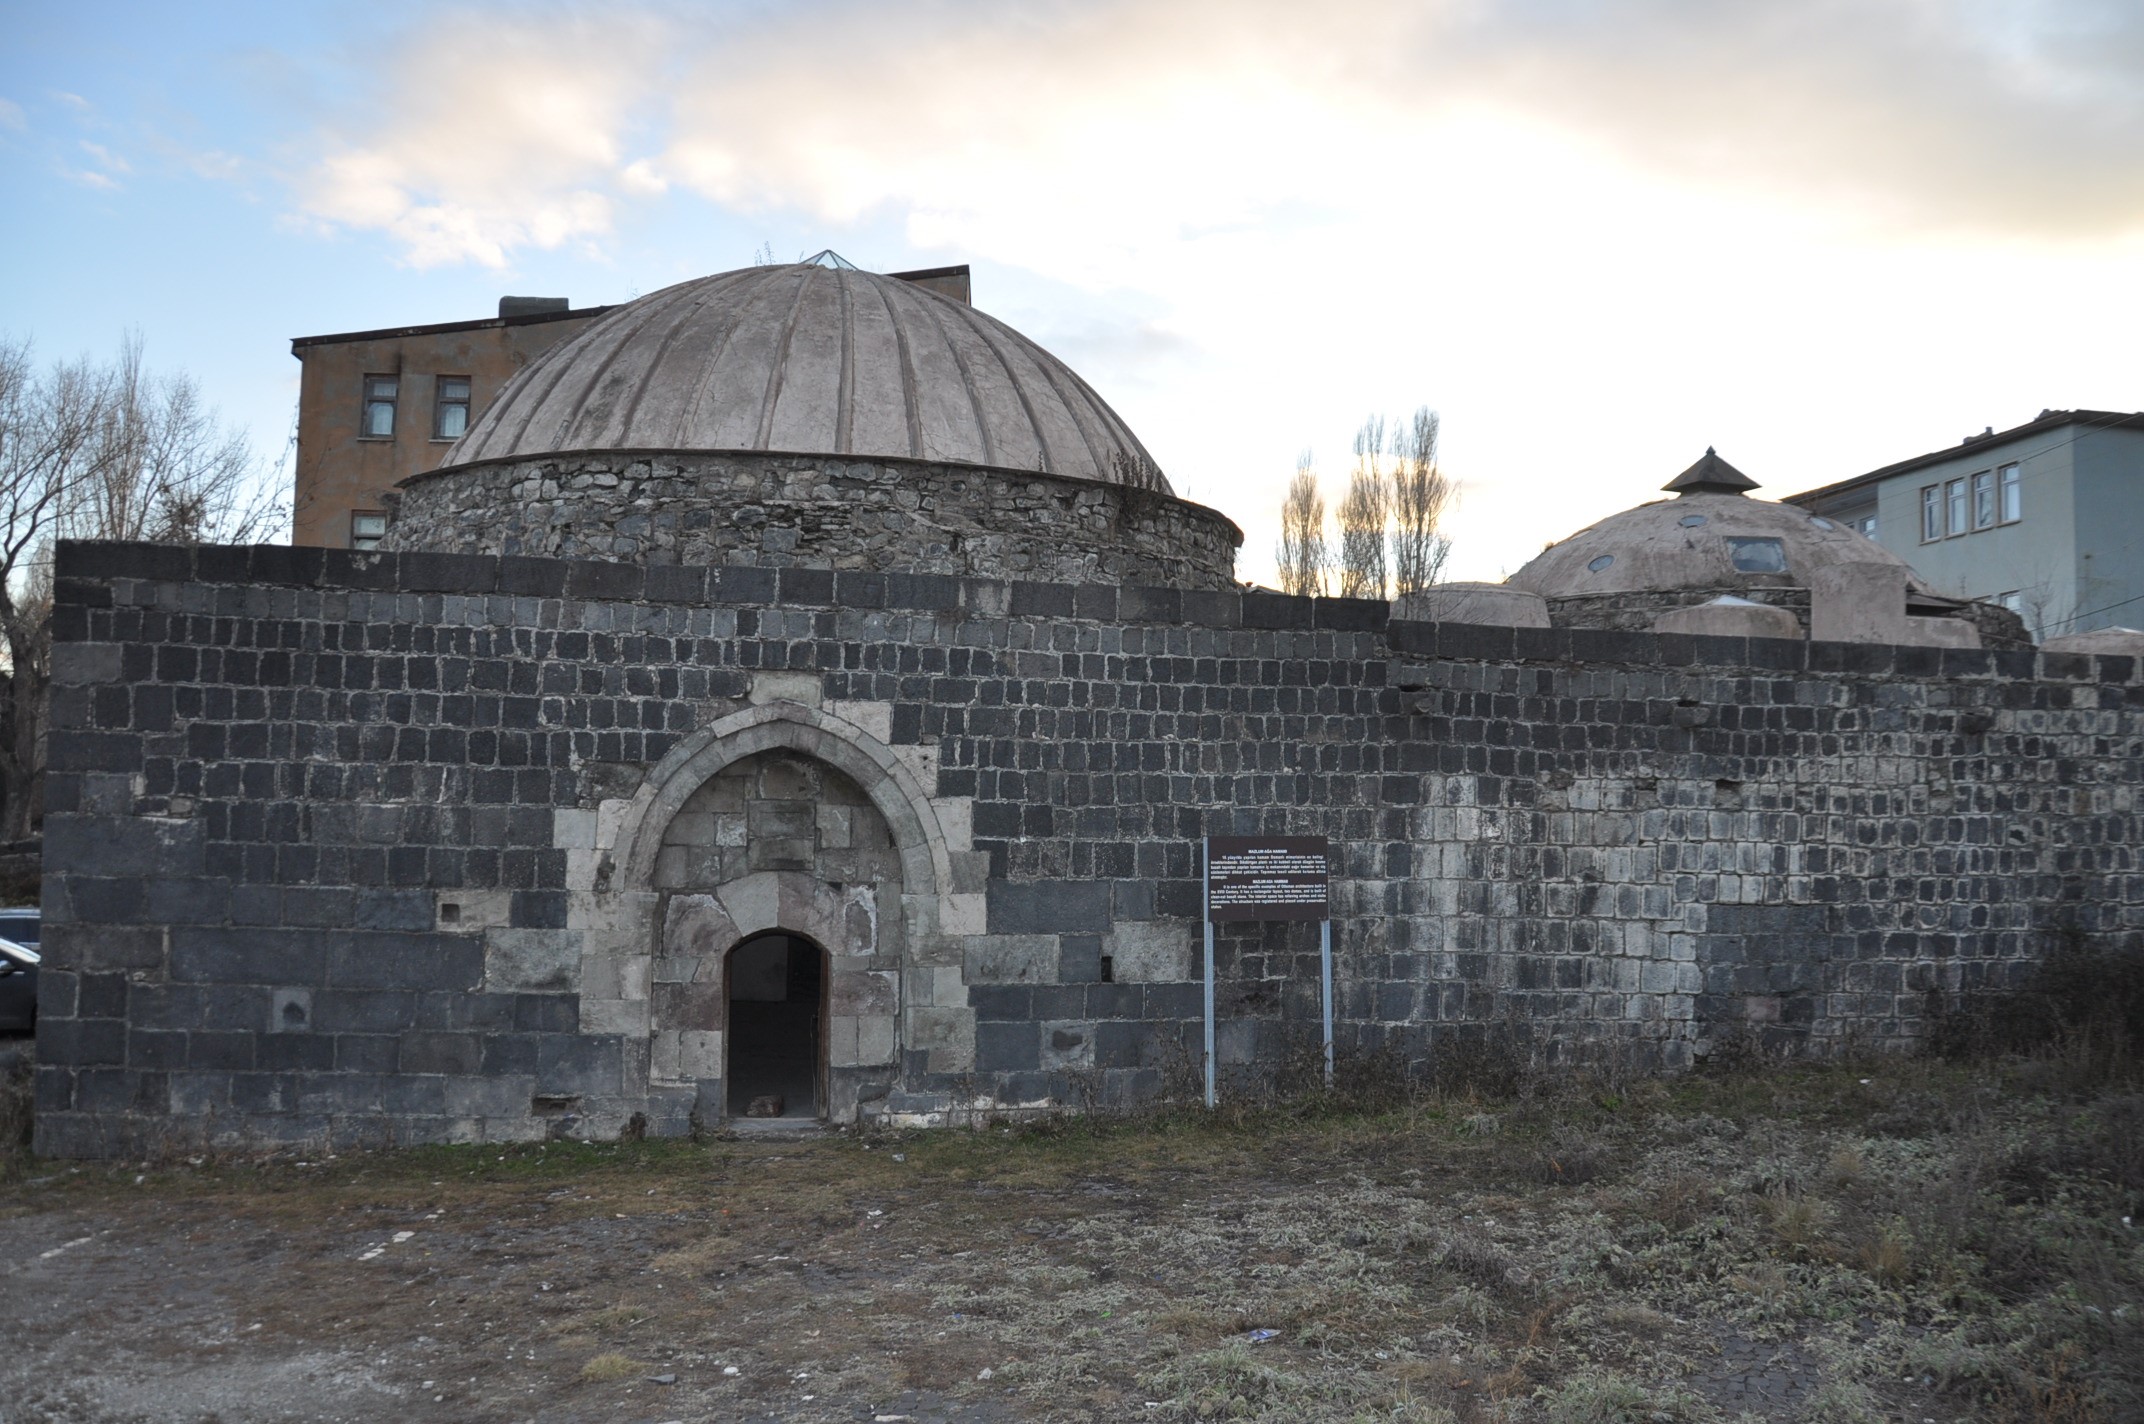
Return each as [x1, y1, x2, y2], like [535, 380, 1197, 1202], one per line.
[4, 1049, 2142, 1422]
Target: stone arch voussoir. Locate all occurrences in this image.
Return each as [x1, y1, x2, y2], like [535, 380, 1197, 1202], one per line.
[616, 701, 951, 906]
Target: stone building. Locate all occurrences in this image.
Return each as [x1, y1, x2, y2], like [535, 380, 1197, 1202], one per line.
[32, 261, 2144, 1156]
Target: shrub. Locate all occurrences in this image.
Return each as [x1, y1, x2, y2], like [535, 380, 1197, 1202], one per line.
[1929, 934, 2144, 1090]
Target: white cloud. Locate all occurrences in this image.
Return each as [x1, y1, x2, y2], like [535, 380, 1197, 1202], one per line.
[279, 1, 2144, 270]
[263, 0, 2144, 581]
[79, 139, 130, 174]
[288, 9, 668, 267]
[0, 98, 25, 132]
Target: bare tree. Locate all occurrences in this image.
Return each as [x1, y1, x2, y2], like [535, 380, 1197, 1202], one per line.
[1390, 405, 1453, 595]
[0, 334, 282, 839]
[1276, 451, 1328, 597]
[1336, 416, 1388, 599]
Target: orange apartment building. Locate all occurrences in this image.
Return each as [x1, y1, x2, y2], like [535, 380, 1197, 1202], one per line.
[289, 265, 974, 548]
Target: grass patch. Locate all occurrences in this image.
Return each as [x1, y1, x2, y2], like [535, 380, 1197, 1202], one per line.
[576, 1351, 639, 1382]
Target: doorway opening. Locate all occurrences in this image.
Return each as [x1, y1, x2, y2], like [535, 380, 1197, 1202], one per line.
[725, 931, 826, 1120]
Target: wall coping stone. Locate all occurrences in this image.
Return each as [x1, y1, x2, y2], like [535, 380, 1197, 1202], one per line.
[51, 540, 2144, 686]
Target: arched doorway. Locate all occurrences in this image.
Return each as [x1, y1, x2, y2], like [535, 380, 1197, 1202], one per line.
[725, 930, 827, 1120]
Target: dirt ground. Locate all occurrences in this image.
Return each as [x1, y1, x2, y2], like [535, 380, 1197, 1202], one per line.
[2, 1048, 2139, 1424]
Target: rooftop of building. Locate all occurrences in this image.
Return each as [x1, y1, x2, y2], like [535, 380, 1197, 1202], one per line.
[1779, 408, 2144, 507]
[289, 300, 617, 354]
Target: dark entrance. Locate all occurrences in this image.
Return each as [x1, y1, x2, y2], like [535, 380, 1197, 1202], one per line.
[724, 932, 825, 1120]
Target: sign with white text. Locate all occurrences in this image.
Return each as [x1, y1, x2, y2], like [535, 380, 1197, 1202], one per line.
[1205, 836, 1330, 922]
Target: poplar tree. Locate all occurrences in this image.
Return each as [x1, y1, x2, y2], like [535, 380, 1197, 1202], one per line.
[1391, 406, 1453, 595]
[1275, 451, 1328, 597]
[1337, 416, 1389, 599]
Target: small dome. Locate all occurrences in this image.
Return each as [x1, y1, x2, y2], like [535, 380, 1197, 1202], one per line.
[1510, 491, 1913, 598]
[446, 263, 1168, 490]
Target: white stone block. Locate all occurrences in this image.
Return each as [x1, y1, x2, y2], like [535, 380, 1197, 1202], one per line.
[552, 808, 598, 850]
[856, 1014, 897, 1067]
[827, 1015, 862, 1068]
[932, 965, 965, 1008]
[749, 669, 823, 707]
[1108, 921, 1193, 982]
[932, 797, 973, 851]
[716, 872, 780, 935]
[825, 699, 893, 745]
[941, 893, 987, 935]
[892, 743, 938, 789]
[677, 1030, 723, 1080]
[649, 1027, 681, 1079]
[595, 797, 632, 850]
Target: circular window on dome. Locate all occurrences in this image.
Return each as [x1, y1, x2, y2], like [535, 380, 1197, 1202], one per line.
[1587, 554, 1615, 572]
[1679, 514, 1708, 527]
[1809, 516, 1836, 530]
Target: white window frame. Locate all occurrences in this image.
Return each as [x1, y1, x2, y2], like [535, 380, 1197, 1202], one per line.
[1921, 484, 1943, 543]
[1999, 463, 2021, 523]
[1946, 477, 1968, 537]
[360, 376, 398, 439]
[1971, 469, 1995, 530]
[350, 510, 389, 550]
[433, 375, 472, 441]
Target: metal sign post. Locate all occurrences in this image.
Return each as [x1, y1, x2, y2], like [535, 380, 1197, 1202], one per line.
[1202, 841, 1216, 1110]
[1321, 919, 1334, 1088]
[1203, 835, 1332, 1105]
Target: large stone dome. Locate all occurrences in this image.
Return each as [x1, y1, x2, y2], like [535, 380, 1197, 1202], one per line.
[386, 261, 1240, 588]
[447, 262, 1168, 490]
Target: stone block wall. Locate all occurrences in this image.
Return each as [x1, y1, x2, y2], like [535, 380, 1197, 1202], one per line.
[385, 451, 1244, 590]
[31, 541, 2144, 1155]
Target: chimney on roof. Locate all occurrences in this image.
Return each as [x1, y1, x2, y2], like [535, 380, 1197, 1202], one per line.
[890, 265, 973, 305]
[499, 296, 570, 318]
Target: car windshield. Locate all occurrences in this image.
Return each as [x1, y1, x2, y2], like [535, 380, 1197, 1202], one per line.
[0, 914, 38, 946]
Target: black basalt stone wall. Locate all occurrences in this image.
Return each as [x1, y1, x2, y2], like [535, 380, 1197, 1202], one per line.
[384, 451, 1245, 590]
[30, 541, 2144, 1157]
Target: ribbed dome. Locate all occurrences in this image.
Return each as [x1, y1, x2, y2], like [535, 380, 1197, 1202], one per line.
[447, 263, 1169, 490]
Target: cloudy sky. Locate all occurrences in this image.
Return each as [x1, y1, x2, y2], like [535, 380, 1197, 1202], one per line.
[4, 0, 2141, 584]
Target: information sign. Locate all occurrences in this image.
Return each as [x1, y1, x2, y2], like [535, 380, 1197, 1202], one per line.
[1204, 836, 1330, 922]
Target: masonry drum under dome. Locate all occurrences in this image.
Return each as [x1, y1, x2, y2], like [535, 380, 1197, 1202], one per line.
[383, 262, 1242, 588]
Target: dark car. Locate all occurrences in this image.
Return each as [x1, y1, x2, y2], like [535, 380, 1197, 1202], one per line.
[0, 907, 39, 1034]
